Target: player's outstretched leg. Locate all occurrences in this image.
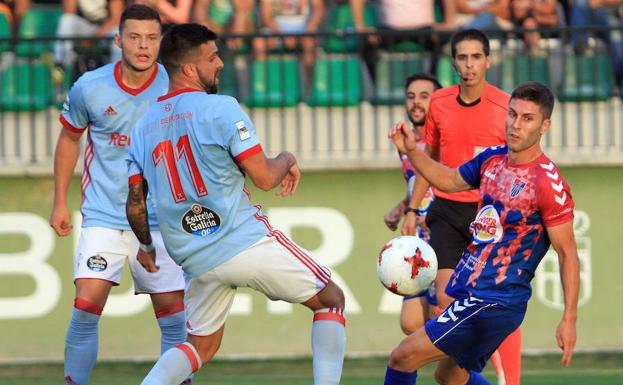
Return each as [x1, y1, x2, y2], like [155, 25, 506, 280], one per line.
[303, 281, 346, 385]
[64, 298, 102, 385]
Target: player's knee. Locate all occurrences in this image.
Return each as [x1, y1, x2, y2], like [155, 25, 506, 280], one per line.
[434, 366, 450, 385]
[388, 345, 412, 370]
[321, 280, 345, 309]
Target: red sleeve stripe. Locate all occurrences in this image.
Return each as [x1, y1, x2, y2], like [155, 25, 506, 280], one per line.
[128, 174, 144, 185]
[235, 144, 263, 162]
[155, 302, 185, 318]
[177, 343, 201, 373]
[74, 297, 104, 315]
[313, 312, 346, 326]
[59, 115, 86, 134]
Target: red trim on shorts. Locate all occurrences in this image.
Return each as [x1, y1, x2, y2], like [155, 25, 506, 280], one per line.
[114, 61, 159, 96]
[271, 230, 330, 284]
[74, 298, 104, 315]
[177, 343, 200, 373]
[314, 311, 346, 326]
[128, 173, 144, 185]
[155, 302, 185, 318]
[59, 115, 87, 134]
[235, 144, 262, 162]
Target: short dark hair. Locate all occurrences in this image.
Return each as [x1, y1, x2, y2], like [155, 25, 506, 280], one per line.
[120, 4, 161, 32]
[450, 29, 490, 58]
[405, 73, 442, 91]
[510, 82, 555, 119]
[160, 23, 219, 75]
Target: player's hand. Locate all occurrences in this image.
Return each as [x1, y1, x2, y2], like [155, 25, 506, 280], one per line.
[389, 121, 418, 154]
[277, 162, 300, 197]
[401, 212, 417, 235]
[49, 204, 73, 237]
[383, 205, 402, 231]
[556, 317, 576, 367]
[137, 249, 159, 273]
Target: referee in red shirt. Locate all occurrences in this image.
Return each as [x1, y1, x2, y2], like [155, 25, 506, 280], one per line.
[401, 29, 521, 385]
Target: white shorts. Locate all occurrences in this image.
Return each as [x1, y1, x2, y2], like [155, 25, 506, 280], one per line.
[185, 230, 331, 336]
[74, 226, 185, 294]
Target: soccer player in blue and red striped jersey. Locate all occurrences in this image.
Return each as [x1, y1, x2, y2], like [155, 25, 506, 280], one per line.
[125, 23, 346, 385]
[49, 5, 188, 385]
[385, 82, 580, 385]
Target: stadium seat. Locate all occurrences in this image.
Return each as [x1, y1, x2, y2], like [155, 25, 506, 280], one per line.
[436, 55, 460, 88]
[324, 3, 377, 54]
[15, 8, 63, 57]
[0, 62, 54, 111]
[500, 54, 550, 94]
[306, 56, 362, 107]
[244, 57, 300, 107]
[558, 52, 614, 102]
[0, 13, 10, 53]
[372, 53, 425, 105]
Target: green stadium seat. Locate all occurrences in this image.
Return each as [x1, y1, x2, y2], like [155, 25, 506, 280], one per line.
[0, 62, 54, 111]
[0, 13, 11, 53]
[306, 56, 362, 107]
[244, 57, 300, 107]
[16, 8, 63, 57]
[324, 4, 377, 53]
[372, 53, 424, 105]
[558, 52, 614, 102]
[500, 54, 550, 94]
[218, 59, 239, 98]
[436, 55, 460, 88]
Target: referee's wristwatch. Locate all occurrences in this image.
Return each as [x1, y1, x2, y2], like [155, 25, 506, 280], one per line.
[404, 207, 419, 215]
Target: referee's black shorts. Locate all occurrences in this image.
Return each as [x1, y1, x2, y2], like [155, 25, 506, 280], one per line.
[425, 196, 478, 270]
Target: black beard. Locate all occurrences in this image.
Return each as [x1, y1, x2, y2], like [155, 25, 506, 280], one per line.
[206, 84, 218, 94]
[409, 116, 425, 126]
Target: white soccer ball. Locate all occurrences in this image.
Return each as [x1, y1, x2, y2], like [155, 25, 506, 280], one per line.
[377, 235, 438, 296]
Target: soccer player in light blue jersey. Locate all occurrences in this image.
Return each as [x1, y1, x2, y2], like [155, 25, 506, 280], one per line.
[126, 23, 347, 385]
[384, 82, 579, 385]
[49, 5, 188, 385]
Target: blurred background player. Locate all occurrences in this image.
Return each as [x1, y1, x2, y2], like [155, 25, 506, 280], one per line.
[386, 81, 579, 385]
[383, 72, 441, 336]
[49, 5, 187, 385]
[401, 28, 521, 385]
[125, 23, 346, 385]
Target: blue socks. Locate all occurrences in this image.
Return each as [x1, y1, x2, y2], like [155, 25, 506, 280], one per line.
[64, 305, 101, 385]
[311, 308, 346, 385]
[467, 370, 492, 385]
[156, 310, 187, 354]
[141, 342, 201, 385]
[384, 366, 417, 385]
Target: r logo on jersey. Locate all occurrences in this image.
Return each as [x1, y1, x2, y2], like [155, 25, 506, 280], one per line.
[86, 255, 108, 272]
[471, 205, 503, 244]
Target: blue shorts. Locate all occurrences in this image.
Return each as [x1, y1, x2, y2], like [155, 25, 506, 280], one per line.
[424, 296, 524, 372]
[403, 285, 438, 306]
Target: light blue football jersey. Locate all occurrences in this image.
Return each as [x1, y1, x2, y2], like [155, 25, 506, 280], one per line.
[60, 62, 169, 229]
[127, 89, 271, 277]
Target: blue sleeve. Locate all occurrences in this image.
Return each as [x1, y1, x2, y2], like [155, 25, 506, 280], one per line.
[60, 78, 90, 131]
[458, 145, 507, 188]
[214, 96, 262, 159]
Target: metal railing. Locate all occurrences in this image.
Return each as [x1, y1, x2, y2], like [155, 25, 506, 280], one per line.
[0, 26, 622, 174]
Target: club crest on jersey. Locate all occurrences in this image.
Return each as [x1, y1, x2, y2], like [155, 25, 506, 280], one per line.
[86, 255, 108, 272]
[235, 120, 250, 141]
[181, 204, 221, 236]
[510, 179, 526, 198]
[471, 205, 503, 244]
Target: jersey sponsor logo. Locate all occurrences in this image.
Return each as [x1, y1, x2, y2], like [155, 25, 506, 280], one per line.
[181, 204, 221, 236]
[109, 132, 131, 147]
[236, 120, 250, 141]
[471, 205, 503, 244]
[86, 254, 108, 272]
[510, 178, 526, 198]
[104, 106, 117, 116]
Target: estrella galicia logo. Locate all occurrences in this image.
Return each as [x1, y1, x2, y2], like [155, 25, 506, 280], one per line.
[182, 204, 221, 236]
[86, 255, 108, 272]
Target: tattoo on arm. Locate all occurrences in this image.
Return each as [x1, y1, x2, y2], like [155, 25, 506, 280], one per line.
[126, 181, 152, 245]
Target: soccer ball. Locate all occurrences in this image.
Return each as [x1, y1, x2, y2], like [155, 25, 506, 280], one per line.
[377, 236, 438, 296]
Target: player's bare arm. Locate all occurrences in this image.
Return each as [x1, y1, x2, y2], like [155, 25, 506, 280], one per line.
[239, 150, 300, 196]
[389, 122, 469, 194]
[126, 180, 158, 273]
[50, 127, 83, 237]
[546, 220, 580, 367]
